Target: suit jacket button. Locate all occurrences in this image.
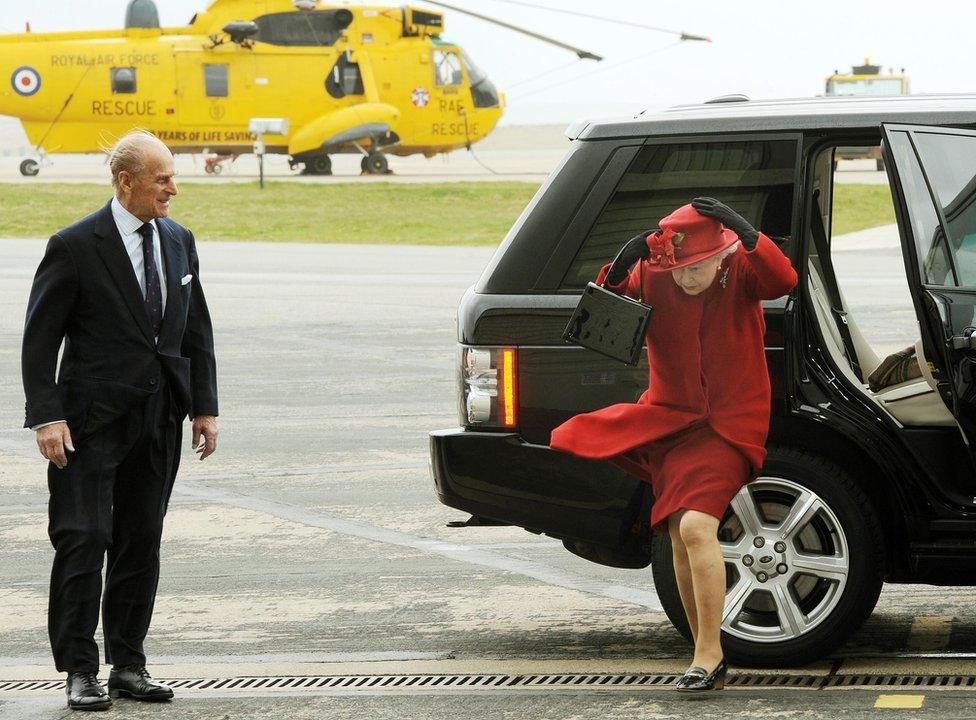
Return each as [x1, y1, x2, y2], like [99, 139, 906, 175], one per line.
[149, 378, 158, 386]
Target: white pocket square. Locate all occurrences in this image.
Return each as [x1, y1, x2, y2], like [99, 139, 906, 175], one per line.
[181, 274, 193, 286]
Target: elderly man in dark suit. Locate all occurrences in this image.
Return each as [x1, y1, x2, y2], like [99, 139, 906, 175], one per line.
[22, 130, 219, 711]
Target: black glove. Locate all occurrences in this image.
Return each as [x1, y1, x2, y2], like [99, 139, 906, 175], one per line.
[606, 232, 651, 285]
[691, 197, 759, 250]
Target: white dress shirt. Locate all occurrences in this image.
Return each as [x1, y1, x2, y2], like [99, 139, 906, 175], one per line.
[110, 196, 168, 314]
[32, 199, 168, 431]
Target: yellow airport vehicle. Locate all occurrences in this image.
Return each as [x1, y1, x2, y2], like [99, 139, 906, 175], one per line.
[825, 59, 909, 98]
[826, 59, 909, 171]
[0, 0, 614, 176]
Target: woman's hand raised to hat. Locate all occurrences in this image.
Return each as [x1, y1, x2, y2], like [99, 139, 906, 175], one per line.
[691, 197, 759, 250]
[606, 232, 652, 285]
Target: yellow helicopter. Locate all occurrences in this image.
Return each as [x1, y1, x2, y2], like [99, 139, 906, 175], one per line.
[0, 0, 597, 176]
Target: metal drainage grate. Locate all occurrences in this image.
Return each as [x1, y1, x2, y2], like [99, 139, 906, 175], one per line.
[2, 673, 975, 695]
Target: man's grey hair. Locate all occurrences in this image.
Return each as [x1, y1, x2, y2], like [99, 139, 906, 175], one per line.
[106, 130, 165, 189]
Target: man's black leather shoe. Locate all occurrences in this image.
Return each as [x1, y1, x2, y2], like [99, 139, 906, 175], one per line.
[107, 664, 174, 702]
[66, 672, 112, 711]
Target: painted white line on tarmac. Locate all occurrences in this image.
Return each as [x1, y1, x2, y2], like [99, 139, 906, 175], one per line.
[174, 480, 664, 612]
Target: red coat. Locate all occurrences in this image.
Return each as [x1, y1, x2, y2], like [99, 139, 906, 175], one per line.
[550, 233, 799, 481]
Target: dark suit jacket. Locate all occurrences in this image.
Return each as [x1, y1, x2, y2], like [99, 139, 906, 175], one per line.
[22, 200, 218, 439]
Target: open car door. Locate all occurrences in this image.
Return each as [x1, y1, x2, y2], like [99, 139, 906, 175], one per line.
[882, 123, 976, 480]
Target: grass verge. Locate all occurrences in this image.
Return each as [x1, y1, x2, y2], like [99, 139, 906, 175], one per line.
[832, 183, 896, 236]
[0, 182, 539, 245]
[0, 182, 894, 244]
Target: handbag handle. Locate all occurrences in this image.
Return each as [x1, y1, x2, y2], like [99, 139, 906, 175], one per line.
[602, 228, 658, 302]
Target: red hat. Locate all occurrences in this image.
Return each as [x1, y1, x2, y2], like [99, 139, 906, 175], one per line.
[643, 203, 740, 272]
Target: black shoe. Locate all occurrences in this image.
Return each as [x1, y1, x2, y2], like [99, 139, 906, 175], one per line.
[675, 657, 729, 692]
[107, 664, 174, 702]
[66, 672, 112, 711]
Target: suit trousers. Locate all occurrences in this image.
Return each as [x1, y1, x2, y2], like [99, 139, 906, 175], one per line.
[47, 374, 183, 673]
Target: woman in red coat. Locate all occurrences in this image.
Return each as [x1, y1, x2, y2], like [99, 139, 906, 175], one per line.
[551, 198, 798, 692]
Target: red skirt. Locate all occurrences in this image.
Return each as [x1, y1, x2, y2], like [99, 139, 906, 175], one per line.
[623, 422, 751, 534]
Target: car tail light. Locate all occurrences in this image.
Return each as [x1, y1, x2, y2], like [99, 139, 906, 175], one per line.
[459, 345, 518, 429]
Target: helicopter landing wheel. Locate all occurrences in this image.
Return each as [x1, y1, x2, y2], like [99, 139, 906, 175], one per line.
[361, 151, 389, 175]
[306, 155, 332, 176]
[19, 159, 40, 177]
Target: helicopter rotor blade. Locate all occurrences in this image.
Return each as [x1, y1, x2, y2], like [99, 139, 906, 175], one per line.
[474, 0, 712, 42]
[420, 0, 604, 61]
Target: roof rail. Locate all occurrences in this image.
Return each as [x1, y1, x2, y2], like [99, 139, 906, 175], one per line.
[705, 94, 750, 104]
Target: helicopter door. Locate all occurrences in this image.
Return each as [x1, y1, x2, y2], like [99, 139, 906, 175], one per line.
[430, 48, 468, 138]
[175, 53, 253, 142]
[882, 123, 976, 467]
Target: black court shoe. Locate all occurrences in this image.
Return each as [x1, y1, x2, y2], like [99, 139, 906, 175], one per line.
[66, 672, 112, 711]
[107, 664, 174, 702]
[675, 657, 729, 693]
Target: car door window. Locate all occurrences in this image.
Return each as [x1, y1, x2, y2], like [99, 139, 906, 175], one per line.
[912, 131, 976, 287]
[885, 131, 953, 286]
[561, 139, 797, 289]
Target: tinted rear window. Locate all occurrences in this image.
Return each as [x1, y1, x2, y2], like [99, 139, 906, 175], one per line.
[561, 139, 797, 288]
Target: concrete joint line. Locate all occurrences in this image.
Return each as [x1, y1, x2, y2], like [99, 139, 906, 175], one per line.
[174, 480, 664, 612]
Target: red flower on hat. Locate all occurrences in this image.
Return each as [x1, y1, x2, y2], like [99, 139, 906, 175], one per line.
[646, 228, 680, 268]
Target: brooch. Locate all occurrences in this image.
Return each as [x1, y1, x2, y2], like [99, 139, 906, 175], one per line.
[719, 267, 730, 289]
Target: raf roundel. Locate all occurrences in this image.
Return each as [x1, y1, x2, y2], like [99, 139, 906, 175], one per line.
[410, 87, 430, 108]
[11, 66, 41, 96]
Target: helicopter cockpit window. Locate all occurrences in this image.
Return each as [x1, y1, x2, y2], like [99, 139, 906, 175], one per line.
[254, 11, 345, 47]
[204, 64, 229, 98]
[461, 50, 499, 108]
[111, 67, 137, 94]
[433, 50, 463, 86]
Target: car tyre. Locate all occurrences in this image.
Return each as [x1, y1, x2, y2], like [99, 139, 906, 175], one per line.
[650, 445, 884, 667]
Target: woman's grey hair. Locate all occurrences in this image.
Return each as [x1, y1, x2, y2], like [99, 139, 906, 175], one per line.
[716, 241, 740, 261]
[106, 130, 162, 189]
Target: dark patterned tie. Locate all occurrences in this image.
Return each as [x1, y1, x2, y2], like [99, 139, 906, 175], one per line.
[138, 222, 163, 337]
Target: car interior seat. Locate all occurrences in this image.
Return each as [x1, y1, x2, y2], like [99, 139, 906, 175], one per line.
[806, 259, 955, 426]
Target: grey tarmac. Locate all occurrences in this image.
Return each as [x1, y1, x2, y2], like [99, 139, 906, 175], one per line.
[0, 235, 973, 718]
[2, 691, 976, 720]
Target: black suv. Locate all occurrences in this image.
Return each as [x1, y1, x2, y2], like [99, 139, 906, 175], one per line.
[430, 95, 976, 666]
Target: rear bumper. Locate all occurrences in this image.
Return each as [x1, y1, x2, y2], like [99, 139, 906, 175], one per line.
[429, 427, 650, 547]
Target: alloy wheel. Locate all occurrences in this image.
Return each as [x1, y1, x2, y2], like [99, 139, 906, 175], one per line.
[719, 476, 849, 643]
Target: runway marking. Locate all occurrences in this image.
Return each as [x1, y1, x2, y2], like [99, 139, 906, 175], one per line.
[908, 615, 954, 652]
[874, 694, 925, 708]
[174, 480, 664, 612]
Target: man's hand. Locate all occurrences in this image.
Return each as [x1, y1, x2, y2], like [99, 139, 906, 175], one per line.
[191, 415, 218, 461]
[36, 422, 74, 470]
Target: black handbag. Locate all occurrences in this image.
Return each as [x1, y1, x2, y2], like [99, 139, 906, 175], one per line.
[562, 240, 654, 366]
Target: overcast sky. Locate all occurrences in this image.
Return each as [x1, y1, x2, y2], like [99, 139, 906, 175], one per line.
[0, 0, 973, 125]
